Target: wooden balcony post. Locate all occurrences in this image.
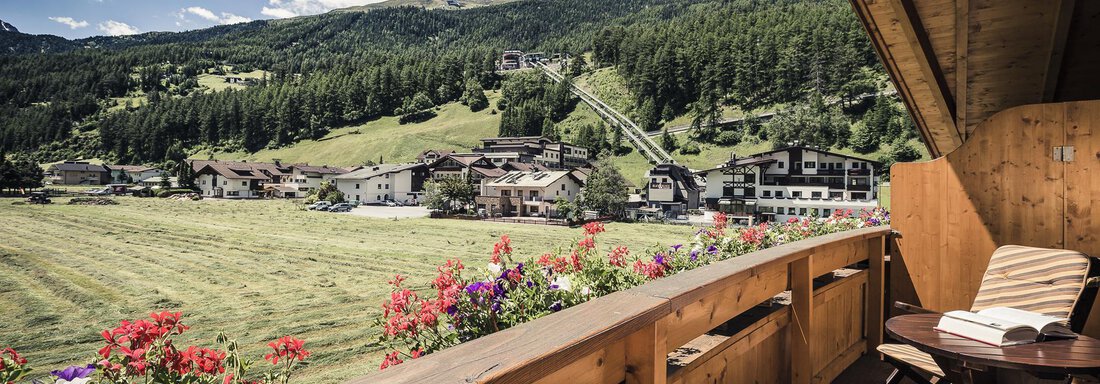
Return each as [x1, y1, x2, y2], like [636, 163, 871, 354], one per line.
[625, 315, 668, 384]
[791, 254, 814, 384]
[866, 234, 886, 352]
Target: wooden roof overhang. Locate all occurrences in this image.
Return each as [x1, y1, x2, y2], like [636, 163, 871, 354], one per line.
[849, 0, 1100, 157]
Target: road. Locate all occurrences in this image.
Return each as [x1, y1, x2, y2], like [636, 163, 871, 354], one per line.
[535, 62, 675, 164]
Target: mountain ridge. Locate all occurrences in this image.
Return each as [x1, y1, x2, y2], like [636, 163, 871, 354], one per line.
[0, 19, 18, 33]
[337, 0, 516, 11]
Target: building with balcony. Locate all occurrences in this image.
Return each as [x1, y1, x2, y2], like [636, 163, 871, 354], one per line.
[46, 161, 110, 185]
[698, 147, 881, 222]
[475, 170, 584, 217]
[333, 163, 430, 204]
[474, 136, 590, 170]
[642, 163, 701, 218]
[426, 153, 507, 194]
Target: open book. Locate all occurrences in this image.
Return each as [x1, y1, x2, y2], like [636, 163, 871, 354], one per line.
[934, 307, 1076, 347]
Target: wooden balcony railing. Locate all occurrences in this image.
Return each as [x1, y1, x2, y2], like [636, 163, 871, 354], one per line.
[353, 226, 891, 384]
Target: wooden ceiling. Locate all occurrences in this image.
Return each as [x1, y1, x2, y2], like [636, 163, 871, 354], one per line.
[849, 0, 1100, 157]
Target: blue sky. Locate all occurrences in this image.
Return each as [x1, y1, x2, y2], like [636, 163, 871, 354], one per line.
[0, 0, 387, 39]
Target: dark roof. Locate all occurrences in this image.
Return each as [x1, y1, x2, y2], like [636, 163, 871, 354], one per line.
[189, 160, 289, 177]
[290, 164, 348, 174]
[696, 158, 779, 174]
[194, 163, 270, 180]
[50, 162, 109, 172]
[417, 149, 454, 160]
[743, 146, 883, 167]
[107, 164, 157, 173]
[648, 163, 700, 191]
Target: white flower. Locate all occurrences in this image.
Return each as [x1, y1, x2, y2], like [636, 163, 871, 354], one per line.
[552, 275, 572, 291]
[487, 263, 502, 275]
[581, 286, 591, 296]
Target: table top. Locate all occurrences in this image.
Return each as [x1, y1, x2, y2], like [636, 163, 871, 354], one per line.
[885, 314, 1100, 375]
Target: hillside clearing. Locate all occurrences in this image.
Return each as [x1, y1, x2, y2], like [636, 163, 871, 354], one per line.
[200, 92, 503, 166]
[0, 197, 694, 383]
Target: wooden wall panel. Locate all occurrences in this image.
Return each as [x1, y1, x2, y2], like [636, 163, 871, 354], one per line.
[810, 272, 867, 383]
[891, 101, 1073, 314]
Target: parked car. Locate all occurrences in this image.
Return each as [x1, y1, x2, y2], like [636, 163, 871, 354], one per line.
[329, 203, 353, 213]
[308, 201, 332, 211]
[385, 200, 397, 207]
[26, 192, 52, 204]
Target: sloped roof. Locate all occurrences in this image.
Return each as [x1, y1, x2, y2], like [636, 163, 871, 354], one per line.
[194, 163, 270, 180]
[500, 162, 550, 172]
[190, 160, 289, 177]
[50, 162, 109, 172]
[417, 149, 454, 160]
[470, 165, 506, 178]
[290, 164, 349, 175]
[107, 165, 157, 173]
[486, 171, 575, 188]
[335, 163, 427, 180]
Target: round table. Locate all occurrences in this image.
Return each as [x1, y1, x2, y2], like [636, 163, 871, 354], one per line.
[885, 314, 1100, 384]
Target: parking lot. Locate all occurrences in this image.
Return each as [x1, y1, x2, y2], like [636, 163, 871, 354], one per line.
[345, 205, 432, 219]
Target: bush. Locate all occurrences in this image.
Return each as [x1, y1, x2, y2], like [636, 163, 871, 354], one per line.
[156, 188, 197, 198]
[714, 130, 741, 146]
[679, 141, 701, 155]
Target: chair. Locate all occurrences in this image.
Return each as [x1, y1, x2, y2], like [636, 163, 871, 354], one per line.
[879, 245, 1093, 384]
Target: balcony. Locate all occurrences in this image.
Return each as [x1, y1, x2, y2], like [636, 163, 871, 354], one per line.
[354, 227, 890, 383]
[847, 184, 871, 192]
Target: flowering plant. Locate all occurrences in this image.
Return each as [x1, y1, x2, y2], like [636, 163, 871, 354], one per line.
[376, 209, 890, 369]
[3, 312, 310, 384]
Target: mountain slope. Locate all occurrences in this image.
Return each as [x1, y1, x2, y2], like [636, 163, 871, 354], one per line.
[0, 19, 18, 33]
[339, 0, 516, 11]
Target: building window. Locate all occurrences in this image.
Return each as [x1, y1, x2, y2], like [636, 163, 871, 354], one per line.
[852, 192, 867, 200]
[355, 184, 360, 189]
[561, 184, 566, 191]
[378, 184, 382, 189]
[385, 184, 389, 189]
[787, 207, 796, 215]
[834, 162, 843, 169]
[821, 208, 831, 216]
[829, 191, 842, 198]
[223, 181, 227, 186]
[762, 190, 771, 197]
[799, 208, 807, 215]
[202, 180, 207, 185]
[792, 191, 802, 198]
[805, 162, 816, 169]
[778, 161, 784, 169]
[775, 191, 784, 198]
[811, 191, 822, 198]
[241, 181, 247, 187]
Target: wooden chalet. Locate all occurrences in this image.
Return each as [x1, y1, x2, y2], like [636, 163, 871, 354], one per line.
[355, 1, 1100, 383]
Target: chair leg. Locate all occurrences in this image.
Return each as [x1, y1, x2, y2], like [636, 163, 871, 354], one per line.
[886, 368, 905, 384]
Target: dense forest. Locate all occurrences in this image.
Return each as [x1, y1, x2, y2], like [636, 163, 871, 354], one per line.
[0, 0, 904, 166]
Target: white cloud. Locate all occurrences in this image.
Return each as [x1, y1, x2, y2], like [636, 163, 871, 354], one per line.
[185, 6, 220, 22]
[261, 0, 386, 18]
[97, 20, 139, 36]
[49, 16, 90, 29]
[183, 6, 253, 25]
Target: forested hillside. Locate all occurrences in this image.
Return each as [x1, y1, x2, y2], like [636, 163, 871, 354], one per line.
[0, 0, 904, 168]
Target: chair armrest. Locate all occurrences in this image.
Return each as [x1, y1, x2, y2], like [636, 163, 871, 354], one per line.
[894, 301, 940, 315]
[1087, 276, 1100, 288]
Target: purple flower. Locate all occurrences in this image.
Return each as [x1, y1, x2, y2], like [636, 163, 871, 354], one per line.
[689, 249, 700, 261]
[706, 245, 719, 255]
[491, 302, 501, 313]
[465, 281, 490, 294]
[671, 244, 683, 252]
[654, 253, 666, 265]
[549, 301, 563, 312]
[52, 364, 95, 382]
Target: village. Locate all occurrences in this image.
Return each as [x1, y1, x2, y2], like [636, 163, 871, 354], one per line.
[41, 135, 883, 225]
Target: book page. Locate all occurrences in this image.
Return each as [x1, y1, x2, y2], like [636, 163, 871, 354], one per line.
[976, 307, 1068, 333]
[943, 310, 1028, 332]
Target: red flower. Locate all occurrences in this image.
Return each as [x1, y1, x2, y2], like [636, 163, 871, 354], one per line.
[577, 237, 595, 253]
[150, 311, 189, 335]
[491, 235, 513, 264]
[582, 222, 605, 237]
[608, 246, 629, 267]
[410, 348, 424, 359]
[379, 350, 404, 370]
[713, 212, 728, 230]
[2, 348, 26, 366]
[568, 250, 583, 272]
[265, 336, 310, 366]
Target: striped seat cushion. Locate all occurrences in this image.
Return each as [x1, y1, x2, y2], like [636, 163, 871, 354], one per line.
[971, 245, 1091, 318]
[877, 344, 944, 377]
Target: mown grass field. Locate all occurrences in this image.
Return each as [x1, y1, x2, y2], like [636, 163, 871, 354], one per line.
[0, 197, 694, 383]
[200, 92, 503, 166]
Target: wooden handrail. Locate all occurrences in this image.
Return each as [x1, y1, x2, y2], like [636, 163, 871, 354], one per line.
[352, 226, 892, 384]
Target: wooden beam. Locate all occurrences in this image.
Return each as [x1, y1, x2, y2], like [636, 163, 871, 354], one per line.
[954, 0, 969, 138]
[889, 0, 962, 145]
[790, 256, 814, 384]
[1042, 0, 1076, 102]
[848, 0, 943, 157]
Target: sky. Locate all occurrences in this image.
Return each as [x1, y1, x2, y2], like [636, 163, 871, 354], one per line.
[0, 0, 389, 39]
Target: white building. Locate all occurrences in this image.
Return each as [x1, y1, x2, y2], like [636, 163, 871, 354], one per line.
[332, 163, 431, 204]
[475, 170, 584, 217]
[193, 162, 270, 198]
[106, 165, 164, 184]
[697, 146, 881, 222]
[285, 165, 349, 192]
